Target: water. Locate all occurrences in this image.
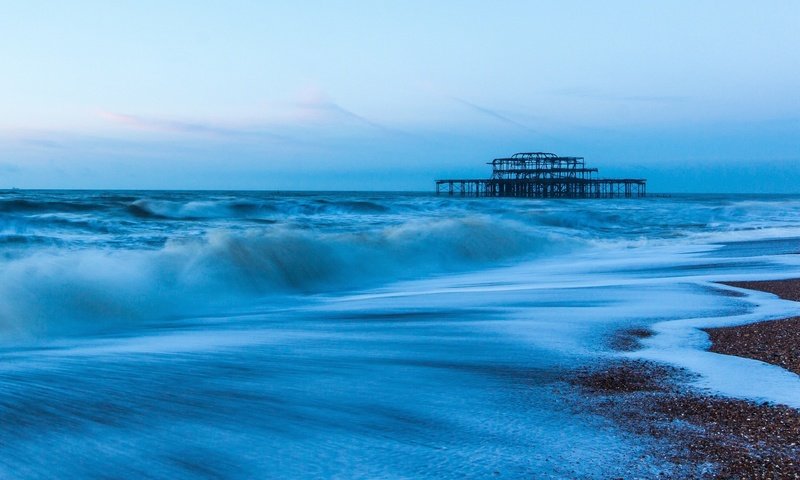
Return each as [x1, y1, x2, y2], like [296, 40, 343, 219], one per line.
[1, 190, 800, 478]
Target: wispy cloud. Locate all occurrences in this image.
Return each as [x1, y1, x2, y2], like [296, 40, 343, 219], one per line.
[551, 88, 688, 103]
[99, 111, 226, 134]
[97, 90, 405, 141]
[0, 129, 68, 150]
[0, 162, 22, 173]
[450, 96, 543, 135]
[98, 111, 289, 141]
[21, 137, 63, 149]
[448, 95, 559, 142]
[291, 86, 410, 136]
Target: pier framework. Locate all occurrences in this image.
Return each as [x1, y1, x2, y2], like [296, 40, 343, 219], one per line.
[435, 152, 646, 198]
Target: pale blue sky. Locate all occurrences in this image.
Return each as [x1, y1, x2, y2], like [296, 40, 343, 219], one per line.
[1, 1, 798, 191]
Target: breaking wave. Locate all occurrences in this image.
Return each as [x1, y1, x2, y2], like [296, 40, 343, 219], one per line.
[0, 215, 574, 339]
[126, 198, 391, 220]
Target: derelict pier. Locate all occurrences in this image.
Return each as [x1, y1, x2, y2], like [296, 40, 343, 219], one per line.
[435, 152, 646, 198]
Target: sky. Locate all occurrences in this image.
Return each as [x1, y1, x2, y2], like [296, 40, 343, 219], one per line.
[0, 1, 798, 192]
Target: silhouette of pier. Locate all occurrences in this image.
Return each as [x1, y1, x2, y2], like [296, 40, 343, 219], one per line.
[435, 152, 646, 198]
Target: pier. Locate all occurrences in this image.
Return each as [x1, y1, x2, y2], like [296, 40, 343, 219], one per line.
[435, 152, 646, 198]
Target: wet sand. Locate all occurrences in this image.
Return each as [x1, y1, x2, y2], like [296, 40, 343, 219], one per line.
[703, 279, 800, 376]
[720, 279, 800, 302]
[571, 360, 800, 478]
[704, 317, 800, 376]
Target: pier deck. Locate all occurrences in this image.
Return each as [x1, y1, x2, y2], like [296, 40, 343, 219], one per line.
[435, 178, 646, 198]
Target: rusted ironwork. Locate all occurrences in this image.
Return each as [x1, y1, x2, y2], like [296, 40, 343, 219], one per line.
[435, 152, 646, 198]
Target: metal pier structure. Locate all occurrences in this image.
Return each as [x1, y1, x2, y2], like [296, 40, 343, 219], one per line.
[435, 152, 646, 198]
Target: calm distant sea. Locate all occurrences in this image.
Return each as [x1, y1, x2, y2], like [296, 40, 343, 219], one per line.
[1, 190, 799, 478]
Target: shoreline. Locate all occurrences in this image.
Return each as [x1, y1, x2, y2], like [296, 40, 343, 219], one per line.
[572, 277, 800, 477]
[704, 279, 800, 376]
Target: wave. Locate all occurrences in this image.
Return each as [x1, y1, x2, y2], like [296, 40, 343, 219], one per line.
[0, 195, 281, 222]
[0, 215, 576, 339]
[126, 201, 180, 220]
[127, 199, 236, 220]
[0, 234, 64, 246]
[312, 199, 390, 213]
[0, 198, 104, 214]
[125, 197, 395, 221]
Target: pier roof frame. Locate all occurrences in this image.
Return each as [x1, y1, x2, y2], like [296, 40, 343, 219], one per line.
[512, 152, 558, 159]
[490, 153, 585, 166]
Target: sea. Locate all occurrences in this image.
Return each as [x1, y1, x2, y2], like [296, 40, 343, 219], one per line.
[1, 190, 800, 478]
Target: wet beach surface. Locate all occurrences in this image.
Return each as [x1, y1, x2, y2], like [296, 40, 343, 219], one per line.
[572, 318, 800, 480]
[705, 279, 800, 376]
[705, 316, 800, 376]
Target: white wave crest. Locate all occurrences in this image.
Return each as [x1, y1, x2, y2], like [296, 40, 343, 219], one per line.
[0, 216, 576, 339]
